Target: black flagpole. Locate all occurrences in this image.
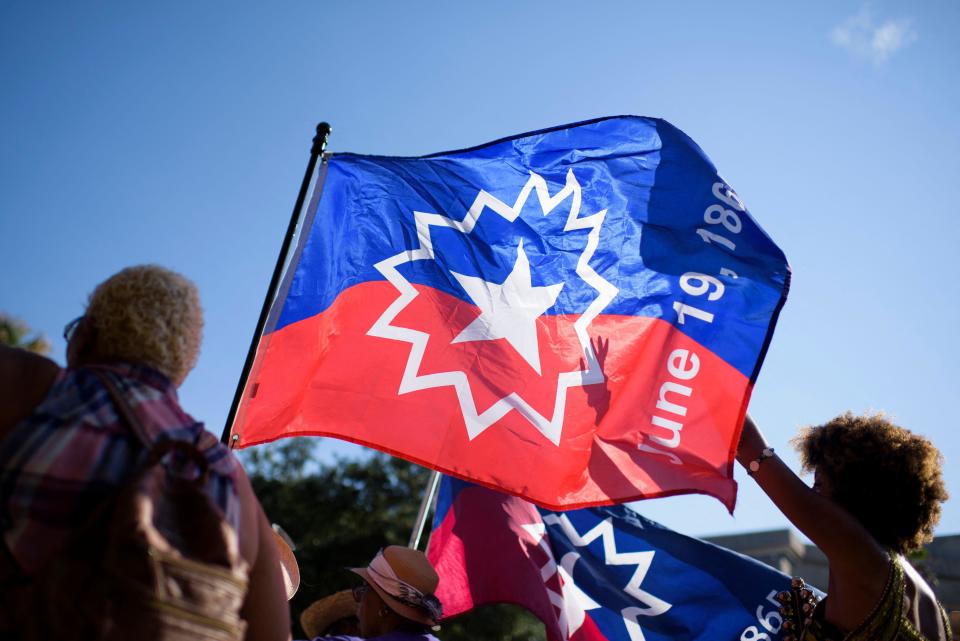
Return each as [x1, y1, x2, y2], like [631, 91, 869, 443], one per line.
[221, 122, 332, 445]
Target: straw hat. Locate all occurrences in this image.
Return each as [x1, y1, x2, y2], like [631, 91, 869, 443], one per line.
[299, 590, 357, 638]
[349, 546, 441, 626]
[271, 526, 300, 600]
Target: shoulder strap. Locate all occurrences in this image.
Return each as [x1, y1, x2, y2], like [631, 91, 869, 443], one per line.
[89, 367, 210, 484]
[89, 368, 153, 450]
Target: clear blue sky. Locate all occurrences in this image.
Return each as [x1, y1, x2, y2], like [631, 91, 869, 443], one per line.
[2, 1, 958, 539]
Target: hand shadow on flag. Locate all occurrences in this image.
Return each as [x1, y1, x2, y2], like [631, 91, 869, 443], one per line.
[580, 335, 611, 425]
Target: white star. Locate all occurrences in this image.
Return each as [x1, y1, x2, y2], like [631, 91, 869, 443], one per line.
[450, 240, 563, 375]
[367, 170, 616, 443]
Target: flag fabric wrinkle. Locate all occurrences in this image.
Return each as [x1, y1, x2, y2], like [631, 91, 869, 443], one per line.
[427, 477, 803, 641]
[231, 116, 790, 511]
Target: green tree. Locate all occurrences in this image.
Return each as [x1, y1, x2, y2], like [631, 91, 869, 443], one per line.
[0, 313, 51, 354]
[243, 444, 545, 640]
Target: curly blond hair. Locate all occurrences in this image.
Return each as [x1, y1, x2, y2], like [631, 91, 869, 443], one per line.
[85, 265, 203, 384]
[794, 412, 948, 553]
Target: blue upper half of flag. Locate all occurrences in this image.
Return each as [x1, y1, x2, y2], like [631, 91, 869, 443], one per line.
[276, 116, 790, 380]
[433, 476, 803, 641]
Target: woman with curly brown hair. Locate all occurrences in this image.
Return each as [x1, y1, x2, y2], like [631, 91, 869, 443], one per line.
[738, 412, 951, 641]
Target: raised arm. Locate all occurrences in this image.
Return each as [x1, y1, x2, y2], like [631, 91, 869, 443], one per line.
[736, 414, 888, 584]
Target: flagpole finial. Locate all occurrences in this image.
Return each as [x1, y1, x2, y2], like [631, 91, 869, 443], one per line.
[312, 122, 332, 155]
[220, 119, 333, 445]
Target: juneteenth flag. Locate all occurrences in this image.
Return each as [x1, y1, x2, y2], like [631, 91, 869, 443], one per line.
[426, 477, 799, 641]
[230, 116, 790, 510]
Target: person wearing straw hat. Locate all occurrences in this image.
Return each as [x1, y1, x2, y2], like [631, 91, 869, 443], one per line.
[300, 590, 360, 638]
[311, 545, 443, 640]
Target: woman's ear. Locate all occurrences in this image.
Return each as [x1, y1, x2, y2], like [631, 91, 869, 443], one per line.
[66, 319, 96, 367]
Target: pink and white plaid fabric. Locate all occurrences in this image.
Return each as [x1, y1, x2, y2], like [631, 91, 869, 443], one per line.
[0, 363, 242, 577]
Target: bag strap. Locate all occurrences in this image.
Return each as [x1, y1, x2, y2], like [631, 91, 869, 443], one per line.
[1, 369, 142, 588]
[89, 368, 152, 450]
[0, 367, 211, 594]
[89, 368, 209, 483]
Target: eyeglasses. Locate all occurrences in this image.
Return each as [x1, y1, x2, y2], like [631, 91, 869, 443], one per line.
[352, 583, 369, 603]
[63, 316, 84, 342]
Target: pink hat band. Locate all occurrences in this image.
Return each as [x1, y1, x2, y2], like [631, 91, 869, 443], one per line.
[365, 550, 442, 623]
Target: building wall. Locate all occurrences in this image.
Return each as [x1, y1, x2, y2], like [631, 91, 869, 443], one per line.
[705, 529, 960, 614]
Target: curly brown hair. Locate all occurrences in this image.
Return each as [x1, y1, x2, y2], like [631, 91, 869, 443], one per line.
[793, 412, 948, 553]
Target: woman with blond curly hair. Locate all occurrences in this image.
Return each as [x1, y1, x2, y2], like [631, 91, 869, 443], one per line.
[0, 265, 290, 641]
[738, 412, 951, 641]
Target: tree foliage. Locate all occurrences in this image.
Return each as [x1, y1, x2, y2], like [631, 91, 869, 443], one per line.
[0, 313, 51, 354]
[243, 441, 545, 640]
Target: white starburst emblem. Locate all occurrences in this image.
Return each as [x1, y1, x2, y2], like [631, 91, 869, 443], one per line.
[521, 521, 602, 640]
[366, 169, 618, 445]
[544, 513, 673, 641]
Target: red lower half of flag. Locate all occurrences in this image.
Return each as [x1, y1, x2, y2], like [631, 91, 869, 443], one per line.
[427, 484, 608, 641]
[233, 281, 749, 510]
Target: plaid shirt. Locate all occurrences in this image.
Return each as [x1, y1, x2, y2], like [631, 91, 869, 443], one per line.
[0, 363, 242, 578]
